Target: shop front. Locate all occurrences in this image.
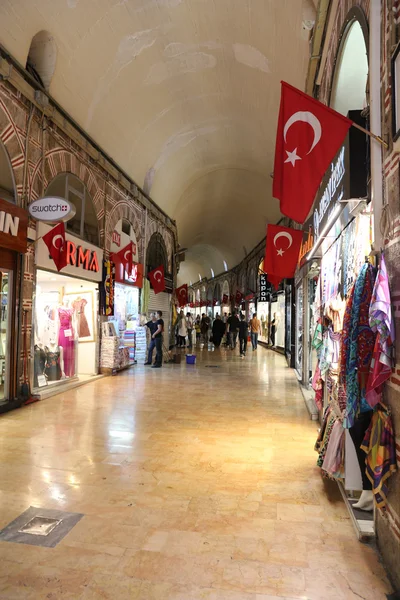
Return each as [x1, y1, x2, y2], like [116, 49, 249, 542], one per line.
[0, 198, 28, 408]
[258, 269, 270, 344]
[34, 223, 103, 396]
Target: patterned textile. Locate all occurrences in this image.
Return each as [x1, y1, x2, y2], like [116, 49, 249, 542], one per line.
[366, 254, 395, 408]
[315, 409, 337, 468]
[361, 407, 397, 511]
[312, 362, 323, 411]
[343, 264, 376, 429]
[339, 283, 355, 384]
[321, 419, 345, 479]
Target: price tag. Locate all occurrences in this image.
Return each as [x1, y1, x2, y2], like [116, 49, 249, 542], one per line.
[64, 329, 72, 338]
[37, 375, 47, 388]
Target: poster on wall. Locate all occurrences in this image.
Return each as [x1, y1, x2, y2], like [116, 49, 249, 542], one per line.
[66, 291, 95, 342]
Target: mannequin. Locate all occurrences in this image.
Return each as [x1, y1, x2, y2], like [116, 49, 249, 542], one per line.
[58, 297, 76, 378]
[349, 410, 374, 511]
[45, 342, 62, 382]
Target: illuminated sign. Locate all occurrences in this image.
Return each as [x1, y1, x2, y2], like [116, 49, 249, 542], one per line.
[65, 241, 99, 273]
[298, 229, 314, 266]
[29, 197, 76, 222]
[112, 230, 121, 246]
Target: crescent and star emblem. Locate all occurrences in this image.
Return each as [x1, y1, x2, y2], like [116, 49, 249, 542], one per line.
[273, 231, 293, 257]
[179, 288, 186, 297]
[153, 269, 163, 283]
[124, 250, 132, 261]
[52, 234, 64, 249]
[283, 111, 322, 167]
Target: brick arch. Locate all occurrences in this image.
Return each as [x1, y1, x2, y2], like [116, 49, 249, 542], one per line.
[0, 97, 25, 203]
[29, 148, 104, 216]
[105, 200, 142, 259]
[146, 219, 173, 272]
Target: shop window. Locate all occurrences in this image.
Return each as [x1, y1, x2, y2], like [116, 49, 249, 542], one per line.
[0, 142, 16, 203]
[121, 219, 131, 236]
[26, 31, 57, 91]
[45, 174, 99, 246]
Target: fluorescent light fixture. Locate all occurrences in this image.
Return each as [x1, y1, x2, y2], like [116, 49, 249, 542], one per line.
[223, 260, 228, 272]
[307, 204, 342, 261]
[211, 268, 215, 278]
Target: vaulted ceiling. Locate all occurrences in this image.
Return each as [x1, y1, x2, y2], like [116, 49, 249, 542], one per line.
[0, 0, 315, 282]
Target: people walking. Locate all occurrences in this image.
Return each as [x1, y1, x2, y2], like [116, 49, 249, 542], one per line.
[200, 313, 210, 345]
[152, 310, 164, 368]
[186, 312, 194, 350]
[177, 310, 187, 347]
[144, 313, 158, 365]
[195, 315, 201, 344]
[238, 313, 249, 357]
[249, 312, 261, 351]
[212, 314, 226, 348]
[227, 310, 240, 349]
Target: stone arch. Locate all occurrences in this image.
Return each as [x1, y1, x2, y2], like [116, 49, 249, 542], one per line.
[0, 97, 26, 203]
[146, 232, 169, 275]
[146, 218, 173, 273]
[105, 200, 142, 260]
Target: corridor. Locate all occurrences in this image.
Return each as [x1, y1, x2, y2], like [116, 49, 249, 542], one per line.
[0, 347, 392, 600]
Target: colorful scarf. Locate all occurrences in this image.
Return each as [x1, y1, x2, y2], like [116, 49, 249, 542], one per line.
[361, 406, 397, 511]
[366, 254, 395, 408]
[339, 283, 355, 384]
[343, 264, 376, 429]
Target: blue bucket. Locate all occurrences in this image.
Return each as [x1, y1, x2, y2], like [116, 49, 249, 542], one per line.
[186, 354, 196, 365]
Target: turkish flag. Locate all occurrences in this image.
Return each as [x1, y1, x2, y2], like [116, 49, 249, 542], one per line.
[148, 265, 166, 294]
[42, 222, 67, 272]
[273, 81, 352, 223]
[235, 290, 243, 304]
[176, 284, 188, 307]
[116, 242, 134, 275]
[265, 224, 303, 287]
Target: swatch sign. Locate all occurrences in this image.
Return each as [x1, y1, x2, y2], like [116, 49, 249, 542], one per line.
[29, 196, 76, 222]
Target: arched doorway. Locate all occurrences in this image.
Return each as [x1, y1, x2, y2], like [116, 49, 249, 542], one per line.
[146, 232, 172, 349]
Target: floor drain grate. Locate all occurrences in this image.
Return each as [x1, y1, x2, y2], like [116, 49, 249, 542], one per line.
[18, 516, 62, 537]
[204, 365, 220, 368]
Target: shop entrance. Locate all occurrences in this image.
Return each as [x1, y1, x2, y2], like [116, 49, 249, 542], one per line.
[0, 268, 12, 400]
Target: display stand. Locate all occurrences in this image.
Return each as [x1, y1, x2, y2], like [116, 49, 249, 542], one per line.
[100, 322, 134, 374]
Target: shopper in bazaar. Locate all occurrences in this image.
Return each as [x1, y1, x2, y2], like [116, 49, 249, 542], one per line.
[151, 310, 164, 369]
[249, 312, 262, 351]
[211, 313, 226, 348]
[144, 313, 158, 366]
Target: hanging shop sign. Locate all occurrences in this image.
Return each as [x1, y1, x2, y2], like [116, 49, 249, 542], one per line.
[298, 229, 314, 267]
[100, 259, 115, 317]
[110, 219, 138, 262]
[28, 196, 76, 223]
[0, 197, 28, 253]
[259, 274, 272, 302]
[36, 222, 103, 282]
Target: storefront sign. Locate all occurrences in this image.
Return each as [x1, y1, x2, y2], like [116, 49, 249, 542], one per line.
[259, 274, 271, 302]
[313, 146, 345, 238]
[298, 229, 314, 267]
[36, 223, 103, 282]
[110, 219, 138, 262]
[0, 197, 28, 253]
[112, 230, 121, 247]
[28, 196, 76, 222]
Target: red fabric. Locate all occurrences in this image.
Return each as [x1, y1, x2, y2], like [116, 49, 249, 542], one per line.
[42, 222, 67, 272]
[273, 81, 352, 223]
[148, 265, 166, 294]
[176, 284, 188, 307]
[115, 242, 134, 275]
[265, 224, 303, 286]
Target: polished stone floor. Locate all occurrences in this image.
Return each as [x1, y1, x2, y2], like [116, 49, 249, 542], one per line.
[0, 346, 392, 599]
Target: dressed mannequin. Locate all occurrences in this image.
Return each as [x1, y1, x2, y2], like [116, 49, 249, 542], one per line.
[349, 411, 374, 511]
[58, 297, 76, 378]
[44, 342, 62, 381]
[34, 343, 47, 387]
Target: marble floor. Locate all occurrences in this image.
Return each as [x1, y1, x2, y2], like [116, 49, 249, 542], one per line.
[0, 346, 392, 599]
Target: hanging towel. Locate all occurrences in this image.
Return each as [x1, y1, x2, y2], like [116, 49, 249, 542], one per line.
[366, 254, 395, 408]
[360, 406, 397, 511]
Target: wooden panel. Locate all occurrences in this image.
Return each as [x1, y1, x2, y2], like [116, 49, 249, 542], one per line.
[0, 198, 28, 254]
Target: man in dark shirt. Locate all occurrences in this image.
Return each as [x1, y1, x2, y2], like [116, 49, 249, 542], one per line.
[227, 310, 240, 350]
[238, 313, 249, 357]
[152, 310, 164, 368]
[144, 313, 158, 365]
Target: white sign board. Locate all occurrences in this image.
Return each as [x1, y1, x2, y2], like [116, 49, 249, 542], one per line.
[36, 223, 103, 282]
[29, 197, 76, 222]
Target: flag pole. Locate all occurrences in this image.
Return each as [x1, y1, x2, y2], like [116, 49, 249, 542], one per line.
[351, 121, 388, 148]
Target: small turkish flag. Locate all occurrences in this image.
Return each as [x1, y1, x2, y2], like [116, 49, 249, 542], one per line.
[265, 224, 303, 287]
[148, 265, 166, 294]
[42, 222, 67, 272]
[176, 284, 188, 307]
[116, 242, 134, 276]
[235, 290, 243, 304]
[273, 81, 352, 224]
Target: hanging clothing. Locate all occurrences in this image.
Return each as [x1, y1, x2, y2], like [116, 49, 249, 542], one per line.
[312, 362, 323, 411]
[72, 298, 90, 338]
[325, 295, 346, 333]
[366, 255, 395, 408]
[343, 264, 377, 429]
[321, 419, 345, 479]
[361, 407, 397, 511]
[58, 308, 75, 378]
[45, 349, 62, 381]
[339, 283, 355, 384]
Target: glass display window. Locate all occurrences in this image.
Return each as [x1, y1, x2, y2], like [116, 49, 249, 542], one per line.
[33, 270, 99, 390]
[108, 283, 139, 335]
[295, 283, 304, 375]
[257, 302, 269, 343]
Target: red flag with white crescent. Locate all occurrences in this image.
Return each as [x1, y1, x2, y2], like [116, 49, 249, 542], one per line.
[273, 81, 352, 224]
[116, 242, 134, 276]
[42, 222, 67, 272]
[265, 224, 303, 287]
[176, 284, 188, 307]
[148, 265, 166, 294]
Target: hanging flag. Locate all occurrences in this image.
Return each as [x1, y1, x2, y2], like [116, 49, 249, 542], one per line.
[115, 241, 134, 276]
[265, 224, 303, 287]
[235, 290, 243, 304]
[176, 284, 188, 307]
[273, 81, 352, 223]
[42, 222, 67, 272]
[148, 265, 166, 294]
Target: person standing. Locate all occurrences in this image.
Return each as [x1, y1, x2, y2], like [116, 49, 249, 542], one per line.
[238, 313, 249, 357]
[249, 312, 261, 351]
[227, 310, 240, 349]
[177, 310, 187, 347]
[195, 315, 201, 343]
[144, 313, 158, 365]
[200, 313, 210, 345]
[212, 314, 226, 348]
[270, 312, 277, 348]
[186, 312, 194, 350]
[152, 310, 164, 368]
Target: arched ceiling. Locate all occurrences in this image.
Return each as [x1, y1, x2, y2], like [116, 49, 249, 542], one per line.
[0, 0, 315, 282]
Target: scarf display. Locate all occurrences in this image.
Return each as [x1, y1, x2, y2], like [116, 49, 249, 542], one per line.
[360, 406, 397, 511]
[366, 254, 395, 408]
